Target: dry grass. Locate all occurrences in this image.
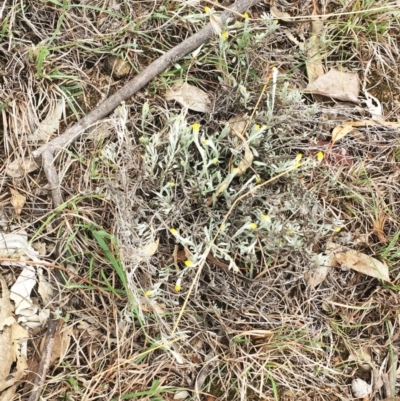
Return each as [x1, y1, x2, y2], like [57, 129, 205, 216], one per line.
[1, 0, 400, 400]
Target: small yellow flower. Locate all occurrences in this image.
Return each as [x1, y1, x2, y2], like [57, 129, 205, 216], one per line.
[273, 19, 279, 24]
[192, 122, 200, 133]
[262, 214, 270, 221]
[220, 224, 226, 230]
[221, 31, 229, 40]
[317, 151, 324, 161]
[212, 158, 219, 164]
[293, 161, 301, 168]
[169, 181, 176, 187]
[334, 227, 342, 232]
[254, 124, 260, 130]
[248, 222, 258, 230]
[175, 278, 182, 292]
[255, 175, 262, 183]
[170, 228, 178, 235]
[295, 153, 303, 162]
[243, 12, 249, 19]
[202, 139, 209, 145]
[204, 6, 210, 13]
[145, 290, 153, 297]
[240, 85, 247, 92]
[184, 260, 193, 267]
[232, 167, 240, 174]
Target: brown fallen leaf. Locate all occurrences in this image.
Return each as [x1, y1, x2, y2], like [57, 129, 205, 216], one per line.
[9, 188, 26, 216]
[306, 68, 360, 103]
[5, 157, 39, 178]
[165, 82, 212, 112]
[237, 144, 254, 176]
[334, 250, 390, 282]
[228, 114, 248, 137]
[331, 123, 357, 144]
[0, 274, 20, 392]
[270, 5, 291, 21]
[132, 238, 160, 264]
[47, 321, 73, 364]
[305, 259, 331, 289]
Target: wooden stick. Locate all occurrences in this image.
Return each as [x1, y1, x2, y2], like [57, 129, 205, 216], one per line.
[28, 318, 60, 401]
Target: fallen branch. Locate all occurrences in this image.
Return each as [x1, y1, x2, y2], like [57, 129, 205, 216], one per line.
[32, 0, 263, 207]
[28, 318, 60, 401]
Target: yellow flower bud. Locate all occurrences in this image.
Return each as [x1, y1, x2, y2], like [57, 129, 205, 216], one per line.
[221, 31, 229, 40]
[175, 278, 182, 292]
[192, 122, 200, 133]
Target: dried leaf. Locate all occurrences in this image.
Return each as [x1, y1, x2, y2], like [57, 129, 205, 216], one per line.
[9, 188, 26, 216]
[306, 68, 360, 103]
[0, 385, 19, 401]
[304, 265, 330, 288]
[28, 100, 64, 143]
[10, 265, 38, 316]
[143, 237, 159, 257]
[133, 238, 159, 264]
[0, 275, 16, 392]
[38, 267, 54, 305]
[305, 253, 331, 288]
[228, 115, 248, 137]
[237, 145, 253, 176]
[165, 83, 212, 112]
[49, 322, 73, 364]
[334, 250, 390, 282]
[5, 157, 39, 178]
[270, 5, 291, 21]
[331, 123, 356, 144]
[11, 323, 28, 375]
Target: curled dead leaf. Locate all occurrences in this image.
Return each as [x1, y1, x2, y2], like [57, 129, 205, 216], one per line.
[165, 82, 212, 113]
[270, 5, 291, 21]
[5, 157, 39, 178]
[237, 146, 254, 176]
[9, 189, 26, 216]
[331, 123, 357, 144]
[228, 115, 248, 137]
[334, 250, 390, 282]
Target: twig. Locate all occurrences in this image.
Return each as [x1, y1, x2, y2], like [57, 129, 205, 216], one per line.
[32, 0, 263, 207]
[28, 318, 60, 401]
